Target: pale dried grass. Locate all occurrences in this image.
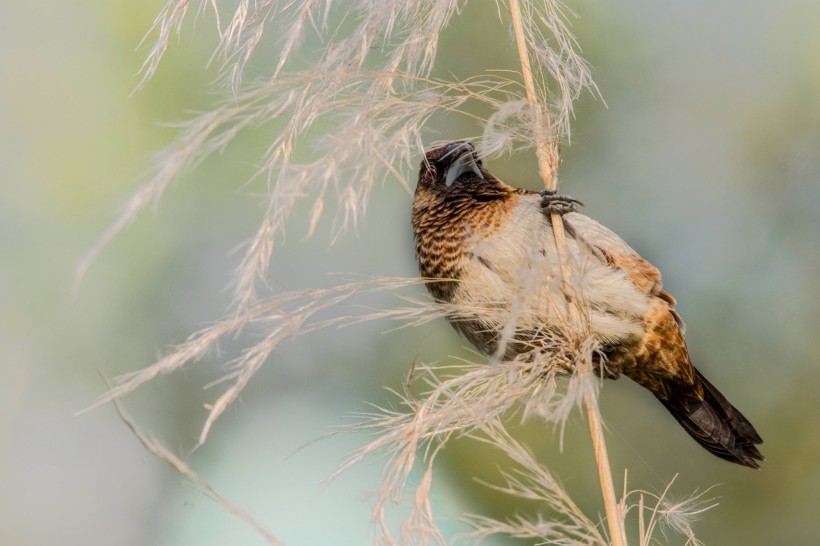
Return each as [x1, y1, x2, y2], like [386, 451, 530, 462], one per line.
[83, 1, 711, 544]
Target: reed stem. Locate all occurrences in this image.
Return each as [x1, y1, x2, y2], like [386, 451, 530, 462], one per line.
[508, 1, 626, 544]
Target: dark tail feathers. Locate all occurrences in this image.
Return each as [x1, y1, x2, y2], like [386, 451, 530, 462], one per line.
[658, 369, 764, 469]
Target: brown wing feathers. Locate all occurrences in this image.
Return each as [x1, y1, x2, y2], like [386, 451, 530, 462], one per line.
[592, 241, 764, 468]
[590, 239, 763, 467]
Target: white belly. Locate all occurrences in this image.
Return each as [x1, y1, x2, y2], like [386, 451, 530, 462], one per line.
[453, 197, 650, 347]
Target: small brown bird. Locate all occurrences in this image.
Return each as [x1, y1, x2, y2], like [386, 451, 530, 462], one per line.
[412, 141, 763, 468]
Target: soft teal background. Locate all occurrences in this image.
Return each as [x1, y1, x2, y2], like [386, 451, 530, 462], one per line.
[2, 1, 819, 545]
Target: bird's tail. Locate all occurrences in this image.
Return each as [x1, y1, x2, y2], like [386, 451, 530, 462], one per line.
[657, 369, 764, 469]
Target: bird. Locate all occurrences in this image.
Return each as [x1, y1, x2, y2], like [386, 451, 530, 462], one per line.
[411, 140, 764, 468]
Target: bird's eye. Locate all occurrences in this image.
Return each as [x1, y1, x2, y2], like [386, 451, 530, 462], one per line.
[424, 166, 437, 182]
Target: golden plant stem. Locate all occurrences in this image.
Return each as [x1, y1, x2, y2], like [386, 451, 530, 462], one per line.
[508, 1, 627, 545]
[584, 389, 626, 546]
[508, 0, 557, 189]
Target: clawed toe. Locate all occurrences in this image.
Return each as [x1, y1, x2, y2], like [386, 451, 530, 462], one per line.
[540, 189, 584, 215]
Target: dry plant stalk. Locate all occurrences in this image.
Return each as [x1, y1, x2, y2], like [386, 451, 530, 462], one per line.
[509, 1, 625, 544]
[84, 1, 712, 544]
[110, 395, 281, 545]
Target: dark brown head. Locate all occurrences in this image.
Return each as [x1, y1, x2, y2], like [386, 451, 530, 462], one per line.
[416, 141, 503, 197]
[413, 140, 516, 219]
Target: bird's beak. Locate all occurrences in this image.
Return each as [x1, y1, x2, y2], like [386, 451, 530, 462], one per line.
[444, 144, 484, 187]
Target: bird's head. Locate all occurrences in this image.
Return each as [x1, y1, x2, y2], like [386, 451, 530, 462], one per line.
[417, 141, 487, 192]
[413, 140, 514, 219]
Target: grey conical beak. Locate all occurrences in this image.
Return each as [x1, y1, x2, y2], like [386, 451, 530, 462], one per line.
[445, 151, 484, 187]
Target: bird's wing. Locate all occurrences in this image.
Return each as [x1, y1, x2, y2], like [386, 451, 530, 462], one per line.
[565, 212, 685, 332]
[566, 211, 693, 388]
[564, 213, 662, 293]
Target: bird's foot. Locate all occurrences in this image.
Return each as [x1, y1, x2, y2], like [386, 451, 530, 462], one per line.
[540, 189, 584, 215]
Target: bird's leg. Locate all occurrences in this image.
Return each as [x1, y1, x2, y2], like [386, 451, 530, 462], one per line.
[540, 188, 584, 215]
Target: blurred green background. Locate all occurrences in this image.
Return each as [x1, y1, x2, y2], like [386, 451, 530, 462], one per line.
[2, 0, 819, 544]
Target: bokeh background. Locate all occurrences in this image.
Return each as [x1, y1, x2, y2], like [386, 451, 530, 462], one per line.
[2, 0, 819, 544]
